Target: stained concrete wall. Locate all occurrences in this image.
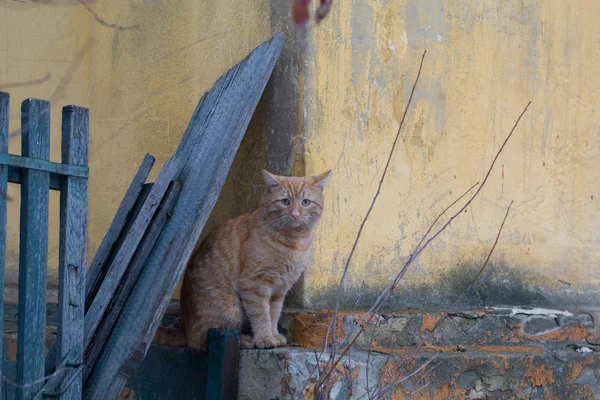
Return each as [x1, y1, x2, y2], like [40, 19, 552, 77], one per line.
[293, 0, 600, 310]
[1, 0, 270, 301]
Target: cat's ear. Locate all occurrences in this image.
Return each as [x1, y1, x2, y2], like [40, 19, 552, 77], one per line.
[312, 169, 332, 190]
[262, 169, 282, 190]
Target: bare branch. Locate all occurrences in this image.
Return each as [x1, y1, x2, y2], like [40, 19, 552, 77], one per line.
[76, 0, 140, 31]
[430, 199, 515, 334]
[465, 200, 513, 294]
[338, 100, 531, 349]
[330, 49, 427, 356]
[272, 354, 295, 400]
[373, 354, 438, 399]
[413, 182, 479, 253]
[0, 73, 51, 90]
[308, 101, 532, 396]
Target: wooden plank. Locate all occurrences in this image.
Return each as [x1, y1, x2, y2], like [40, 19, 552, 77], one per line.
[205, 330, 240, 400]
[83, 32, 285, 399]
[83, 182, 180, 384]
[85, 154, 155, 308]
[16, 98, 51, 400]
[0, 91, 9, 398]
[56, 105, 89, 400]
[0, 153, 88, 178]
[83, 156, 182, 353]
[8, 165, 62, 190]
[46, 183, 154, 377]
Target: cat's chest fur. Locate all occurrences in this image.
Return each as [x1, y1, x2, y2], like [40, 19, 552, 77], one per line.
[244, 232, 313, 293]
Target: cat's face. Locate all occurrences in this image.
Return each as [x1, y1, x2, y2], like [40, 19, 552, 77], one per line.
[261, 169, 331, 230]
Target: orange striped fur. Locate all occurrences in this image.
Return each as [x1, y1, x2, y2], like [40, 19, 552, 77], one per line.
[154, 169, 331, 350]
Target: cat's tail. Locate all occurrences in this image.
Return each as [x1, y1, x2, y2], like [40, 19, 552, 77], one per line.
[153, 326, 187, 346]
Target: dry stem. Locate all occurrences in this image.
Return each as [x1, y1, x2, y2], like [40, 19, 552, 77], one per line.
[330, 49, 427, 355]
[314, 101, 530, 396]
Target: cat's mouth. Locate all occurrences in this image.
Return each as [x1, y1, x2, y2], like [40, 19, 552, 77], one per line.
[287, 218, 313, 230]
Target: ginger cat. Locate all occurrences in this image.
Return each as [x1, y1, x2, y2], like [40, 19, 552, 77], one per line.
[154, 169, 331, 350]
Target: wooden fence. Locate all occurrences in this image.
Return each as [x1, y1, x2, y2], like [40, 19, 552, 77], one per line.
[0, 92, 89, 400]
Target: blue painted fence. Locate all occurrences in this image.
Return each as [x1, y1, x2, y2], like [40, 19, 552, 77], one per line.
[0, 92, 88, 400]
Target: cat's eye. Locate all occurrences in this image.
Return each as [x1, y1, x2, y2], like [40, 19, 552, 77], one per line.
[301, 199, 312, 207]
[280, 198, 291, 206]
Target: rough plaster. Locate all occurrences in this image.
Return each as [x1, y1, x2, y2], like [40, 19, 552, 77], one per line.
[299, 0, 600, 309]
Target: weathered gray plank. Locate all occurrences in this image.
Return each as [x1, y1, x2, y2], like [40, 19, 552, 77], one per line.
[85, 154, 155, 307]
[83, 156, 182, 353]
[0, 92, 9, 398]
[16, 98, 51, 400]
[83, 182, 180, 384]
[83, 32, 285, 399]
[205, 330, 240, 400]
[56, 105, 89, 400]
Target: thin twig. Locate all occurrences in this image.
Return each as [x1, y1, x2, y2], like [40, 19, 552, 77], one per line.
[313, 101, 530, 394]
[330, 49, 427, 356]
[465, 200, 513, 294]
[430, 199, 515, 334]
[405, 380, 432, 399]
[364, 318, 380, 400]
[372, 354, 438, 399]
[314, 326, 365, 393]
[413, 182, 479, 253]
[1, 364, 79, 389]
[76, 0, 140, 31]
[272, 354, 295, 400]
[338, 100, 531, 350]
[0, 73, 51, 90]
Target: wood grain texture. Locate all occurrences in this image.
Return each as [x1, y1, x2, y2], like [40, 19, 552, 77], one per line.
[83, 156, 182, 353]
[83, 182, 180, 385]
[0, 92, 9, 398]
[16, 98, 51, 400]
[56, 105, 89, 400]
[205, 330, 240, 400]
[8, 165, 62, 190]
[85, 154, 155, 307]
[83, 32, 285, 399]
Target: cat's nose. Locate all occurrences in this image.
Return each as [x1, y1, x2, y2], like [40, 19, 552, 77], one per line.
[291, 211, 300, 219]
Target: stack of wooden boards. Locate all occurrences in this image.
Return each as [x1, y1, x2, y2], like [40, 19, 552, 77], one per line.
[44, 33, 284, 399]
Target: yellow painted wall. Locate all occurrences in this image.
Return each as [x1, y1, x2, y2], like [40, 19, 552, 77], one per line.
[1, 0, 270, 302]
[2, 1, 598, 309]
[302, 0, 600, 308]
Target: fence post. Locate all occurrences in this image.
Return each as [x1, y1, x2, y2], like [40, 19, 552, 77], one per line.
[16, 98, 51, 400]
[56, 106, 89, 400]
[0, 92, 9, 398]
[205, 329, 240, 400]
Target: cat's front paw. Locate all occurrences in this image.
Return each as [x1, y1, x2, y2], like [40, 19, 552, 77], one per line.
[273, 333, 287, 347]
[253, 335, 279, 349]
[240, 334, 254, 349]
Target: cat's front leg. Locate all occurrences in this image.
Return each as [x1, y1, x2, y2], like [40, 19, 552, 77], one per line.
[240, 288, 279, 349]
[270, 294, 287, 347]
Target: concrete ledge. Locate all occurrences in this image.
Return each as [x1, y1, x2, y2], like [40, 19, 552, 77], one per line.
[239, 348, 600, 399]
[281, 307, 600, 352]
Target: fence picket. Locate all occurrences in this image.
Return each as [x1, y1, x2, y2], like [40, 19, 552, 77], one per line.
[0, 92, 9, 398]
[57, 106, 89, 400]
[16, 98, 51, 400]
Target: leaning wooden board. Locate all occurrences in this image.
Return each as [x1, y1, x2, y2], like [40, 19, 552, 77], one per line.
[83, 33, 285, 399]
